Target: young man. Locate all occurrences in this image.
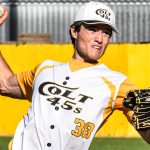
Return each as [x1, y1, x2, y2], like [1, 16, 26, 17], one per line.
[0, 1, 150, 150]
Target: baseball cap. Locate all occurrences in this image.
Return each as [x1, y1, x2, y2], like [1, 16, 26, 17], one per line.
[72, 1, 119, 33]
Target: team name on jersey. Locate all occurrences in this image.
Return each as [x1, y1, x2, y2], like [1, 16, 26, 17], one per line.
[39, 82, 93, 113]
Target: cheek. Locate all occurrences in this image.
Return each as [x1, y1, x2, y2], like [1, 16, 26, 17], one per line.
[103, 38, 110, 48]
[77, 34, 92, 50]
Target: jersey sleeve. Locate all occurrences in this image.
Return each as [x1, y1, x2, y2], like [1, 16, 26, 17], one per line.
[16, 66, 37, 101]
[114, 78, 137, 121]
[16, 60, 60, 101]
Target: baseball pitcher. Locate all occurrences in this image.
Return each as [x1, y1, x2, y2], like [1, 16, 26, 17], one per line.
[0, 2, 150, 150]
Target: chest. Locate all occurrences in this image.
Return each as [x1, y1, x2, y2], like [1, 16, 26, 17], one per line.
[33, 64, 117, 117]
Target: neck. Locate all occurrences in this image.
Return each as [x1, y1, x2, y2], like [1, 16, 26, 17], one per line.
[72, 53, 98, 64]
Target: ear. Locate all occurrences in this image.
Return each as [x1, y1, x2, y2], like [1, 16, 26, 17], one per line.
[70, 26, 78, 39]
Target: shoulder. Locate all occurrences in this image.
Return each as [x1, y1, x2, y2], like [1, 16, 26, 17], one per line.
[32, 59, 62, 80]
[36, 59, 62, 72]
[95, 63, 127, 81]
[39, 59, 62, 68]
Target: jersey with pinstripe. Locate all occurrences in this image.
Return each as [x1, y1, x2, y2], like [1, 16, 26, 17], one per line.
[12, 58, 136, 150]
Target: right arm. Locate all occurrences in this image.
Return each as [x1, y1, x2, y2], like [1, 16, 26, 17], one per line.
[0, 9, 25, 99]
[0, 52, 25, 99]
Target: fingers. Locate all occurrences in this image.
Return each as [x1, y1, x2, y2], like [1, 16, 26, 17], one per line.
[0, 8, 8, 26]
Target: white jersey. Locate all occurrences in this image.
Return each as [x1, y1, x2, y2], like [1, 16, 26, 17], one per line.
[12, 60, 128, 150]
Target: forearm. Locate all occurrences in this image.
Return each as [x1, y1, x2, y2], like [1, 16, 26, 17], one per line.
[0, 52, 25, 99]
[0, 51, 13, 80]
[0, 75, 25, 99]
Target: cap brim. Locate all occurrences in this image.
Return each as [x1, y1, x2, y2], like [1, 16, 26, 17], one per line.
[82, 21, 119, 34]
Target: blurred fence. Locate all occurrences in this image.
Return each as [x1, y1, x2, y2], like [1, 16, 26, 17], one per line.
[1, 0, 150, 3]
[0, 2, 150, 43]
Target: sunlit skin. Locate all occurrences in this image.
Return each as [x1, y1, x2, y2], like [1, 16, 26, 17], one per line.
[71, 23, 112, 63]
[0, 8, 8, 26]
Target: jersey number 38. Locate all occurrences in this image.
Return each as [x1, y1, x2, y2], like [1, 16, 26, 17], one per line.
[71, 118, 95, 139]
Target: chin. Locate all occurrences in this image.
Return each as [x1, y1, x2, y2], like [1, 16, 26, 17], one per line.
[91, 55, 103, 61]
[85, 57, 99, 63]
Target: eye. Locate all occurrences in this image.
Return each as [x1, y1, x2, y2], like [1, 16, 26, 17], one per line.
[88, 27, 97, 32]
[103, 30, 112, 37]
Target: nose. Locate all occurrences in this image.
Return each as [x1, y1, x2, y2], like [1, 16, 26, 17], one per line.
[94, 31, 103, 44]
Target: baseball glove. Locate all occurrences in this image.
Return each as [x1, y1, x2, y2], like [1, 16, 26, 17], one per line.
[123, 88, 150, 131]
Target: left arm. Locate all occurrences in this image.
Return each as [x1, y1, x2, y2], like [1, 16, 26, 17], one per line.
[123, 87, 150, 144]
[115, 79, 150, 144]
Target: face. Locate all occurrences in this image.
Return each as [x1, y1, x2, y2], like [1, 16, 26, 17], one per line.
[71, 23, 112, 63]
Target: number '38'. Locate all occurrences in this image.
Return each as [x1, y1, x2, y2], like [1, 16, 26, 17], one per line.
[71, 118, 95, 139]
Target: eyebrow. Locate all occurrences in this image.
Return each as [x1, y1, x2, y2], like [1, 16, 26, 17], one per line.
[83, 24, 112, 31]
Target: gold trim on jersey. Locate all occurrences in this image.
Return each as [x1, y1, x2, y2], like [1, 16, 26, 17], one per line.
[101, 77, 116, 121]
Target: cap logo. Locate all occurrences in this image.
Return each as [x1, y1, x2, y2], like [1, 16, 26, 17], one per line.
[96, 9, 111, 21]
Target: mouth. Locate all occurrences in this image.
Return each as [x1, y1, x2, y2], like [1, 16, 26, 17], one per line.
[92, 45, 102, 51]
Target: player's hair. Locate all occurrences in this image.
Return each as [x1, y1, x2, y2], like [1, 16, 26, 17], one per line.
[69, 21, 82, 47]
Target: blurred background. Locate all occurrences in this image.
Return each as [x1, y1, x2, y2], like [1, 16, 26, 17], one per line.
[0, 0, 150, 149]
[0, 0, 150, 43]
